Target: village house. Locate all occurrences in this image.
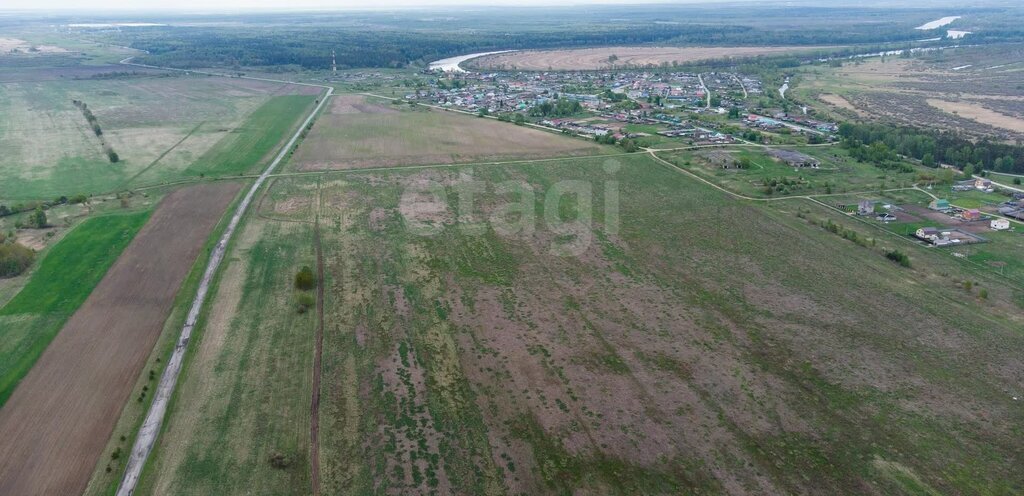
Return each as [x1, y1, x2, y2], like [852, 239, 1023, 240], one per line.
[929, 198, 951, 211]
[961, 209, 982, 221]
[990, 218, 1010, 230]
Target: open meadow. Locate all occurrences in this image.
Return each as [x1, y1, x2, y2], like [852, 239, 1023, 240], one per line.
[0, 72, 317, 200]
[289, 94, 608, 171]
[128, 150, 1024, 495]
[658, 145, 926, 198]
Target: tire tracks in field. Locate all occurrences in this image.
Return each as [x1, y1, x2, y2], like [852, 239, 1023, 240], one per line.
[310, 177, 325, 496]
[122, 120, 205, 188]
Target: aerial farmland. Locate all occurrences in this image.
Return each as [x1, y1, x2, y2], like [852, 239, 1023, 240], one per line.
[2, 4, 1024, 496]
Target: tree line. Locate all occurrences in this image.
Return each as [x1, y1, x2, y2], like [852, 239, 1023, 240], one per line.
[91, 16, 1001, 72]
[72, 100, 120, 163]
[837, 122, 1023, 174]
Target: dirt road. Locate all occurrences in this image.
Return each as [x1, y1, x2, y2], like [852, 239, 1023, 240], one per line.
[113, 58, 333, 495]
[0, 182, 241, 496]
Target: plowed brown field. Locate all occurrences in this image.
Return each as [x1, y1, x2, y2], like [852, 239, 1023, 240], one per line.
[0, 182, 241, 495]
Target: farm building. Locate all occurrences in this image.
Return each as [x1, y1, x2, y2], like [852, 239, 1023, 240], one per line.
[914, 227, 985, 246]
[767, 149, 819, 168]
[929, 198, 951, 211]
[916, 227, 943, 243]
[991, 218, 1010, 230]
[952, 180, 975, 192]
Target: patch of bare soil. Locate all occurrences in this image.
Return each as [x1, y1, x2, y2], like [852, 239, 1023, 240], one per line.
[13, 227, 59, 251]
[0, 182, 241, 496]
[819, 93, 866, 116]
[329, 94, 398, 114]
[926, 98, 1024, 134]
[0, 37, 68, 54]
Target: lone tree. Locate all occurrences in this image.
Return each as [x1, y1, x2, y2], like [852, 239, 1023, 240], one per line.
[30, 207, 47, 228]
[294, 265, 316, 290]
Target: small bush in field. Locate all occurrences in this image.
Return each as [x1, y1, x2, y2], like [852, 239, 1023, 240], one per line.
[294, 265, 316, 290]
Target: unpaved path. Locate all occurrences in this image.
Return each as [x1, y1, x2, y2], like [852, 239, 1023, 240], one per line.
[310, 178, 325, 496]
[114, 57, 333, 496]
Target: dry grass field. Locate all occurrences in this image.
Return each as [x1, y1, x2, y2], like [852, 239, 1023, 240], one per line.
[290, 95, 606, 171]
[798, 45, 1024, 141]
[133, 154, 1024, 495]
[468, 46, 836, 71]
[0, 74, 315, 200]
[0, 182, 240, 496]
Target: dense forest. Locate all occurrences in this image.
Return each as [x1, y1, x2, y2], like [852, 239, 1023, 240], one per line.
[838, 122, 1024, 175]
[79, 5, 1024, 70]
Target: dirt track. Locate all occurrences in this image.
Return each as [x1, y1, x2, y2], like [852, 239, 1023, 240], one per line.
[0, 182, 240, 495]
[469, 46, 836, 70]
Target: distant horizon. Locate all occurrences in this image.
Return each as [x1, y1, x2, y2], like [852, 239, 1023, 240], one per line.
[0, 0, 711, 14]
[0, 0, 977, 15]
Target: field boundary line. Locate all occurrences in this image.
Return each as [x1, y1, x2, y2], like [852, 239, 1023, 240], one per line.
[122, 120, 205, 188]
[114, 60, 333, 496]
[310, 176, 325, 496]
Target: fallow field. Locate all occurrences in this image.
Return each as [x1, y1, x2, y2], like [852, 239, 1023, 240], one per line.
[0, 73, 317, 200]
[127, 151, 1024, 495]
[289, 94, 608, 171]
[796, 45, 1024, 141]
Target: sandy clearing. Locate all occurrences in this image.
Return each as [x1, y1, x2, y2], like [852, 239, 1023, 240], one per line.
[818, 94, 857, 112]
[13, 227, 60, 251]
[0, 182, 241, 496]
[469, 46, 838, 71]
[926, 98, 1024, 133]
[0, 37, 68, 54]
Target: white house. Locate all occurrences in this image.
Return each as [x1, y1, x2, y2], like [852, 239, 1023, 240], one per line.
[991, 218, 1011, 231]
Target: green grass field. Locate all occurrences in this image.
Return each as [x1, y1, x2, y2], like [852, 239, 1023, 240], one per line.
[660, 145, 925, 198]
[185, 95, 316, 177]
[0, 210, 150, 406]
[0, 76, 315, 201]
[131, 152, 1024, 495]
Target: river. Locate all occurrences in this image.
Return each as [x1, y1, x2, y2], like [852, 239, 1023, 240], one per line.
[428, 50, 516, 72]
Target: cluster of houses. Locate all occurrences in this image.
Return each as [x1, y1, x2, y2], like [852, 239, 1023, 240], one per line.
[538, 118, 609, 137]
[417, 69, 769, 121]
[744, 113, 837, 135]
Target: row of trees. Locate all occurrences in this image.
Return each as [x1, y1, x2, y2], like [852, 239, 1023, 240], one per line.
[594, 133, 640, 152]
[0, 195, 87, 219]
[72, 100, 120, 163]
[837, 122, 1024, 174]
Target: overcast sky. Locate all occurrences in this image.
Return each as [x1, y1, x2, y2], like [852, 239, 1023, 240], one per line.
[1, 0, 715, 12]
